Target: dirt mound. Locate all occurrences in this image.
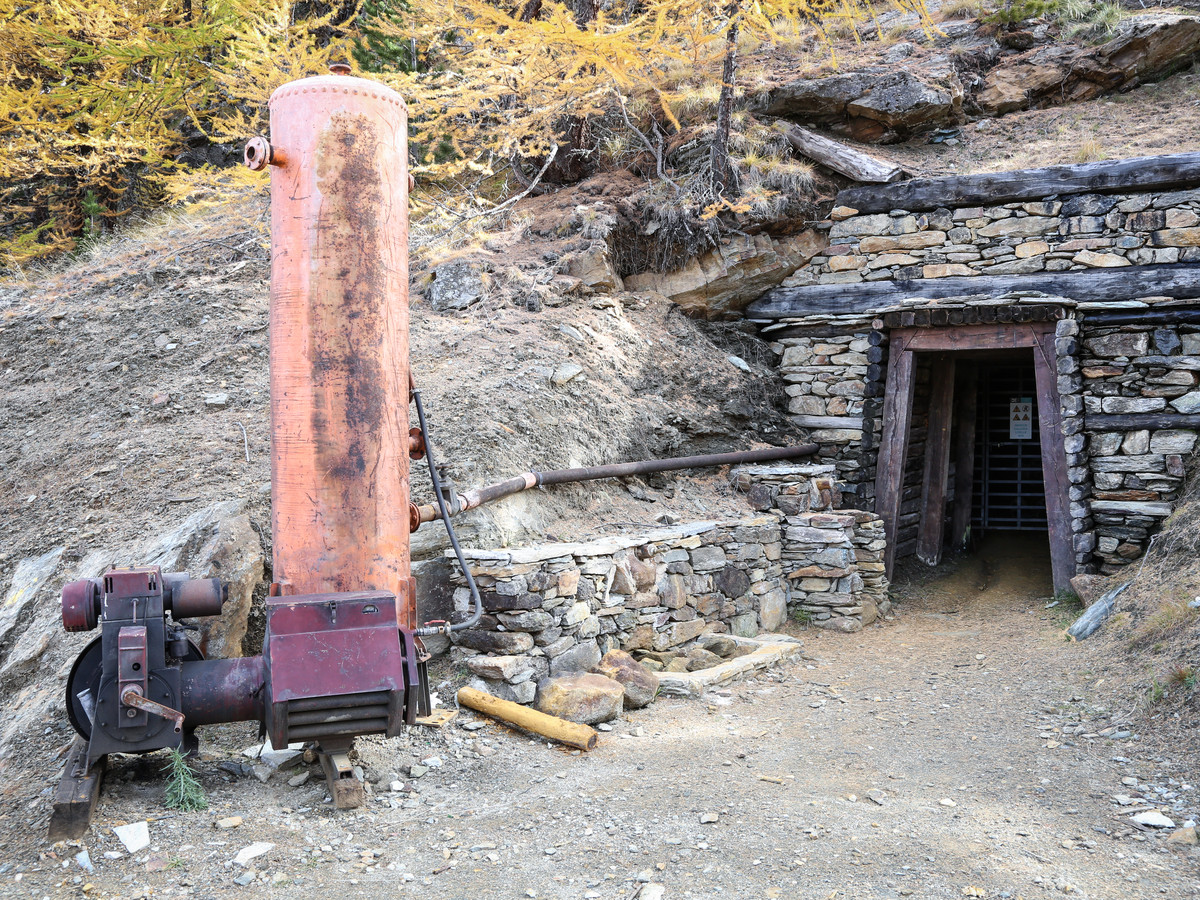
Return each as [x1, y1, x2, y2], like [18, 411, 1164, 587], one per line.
[1081, 468, 1200, 739]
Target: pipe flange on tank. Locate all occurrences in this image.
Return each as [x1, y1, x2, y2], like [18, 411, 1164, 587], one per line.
[61, 578, 101, 632]
[244, 136, 288, 171]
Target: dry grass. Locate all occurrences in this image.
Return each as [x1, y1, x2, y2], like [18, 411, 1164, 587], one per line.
[938, 0, 994, 19]
[1074, 137, 1107, 163]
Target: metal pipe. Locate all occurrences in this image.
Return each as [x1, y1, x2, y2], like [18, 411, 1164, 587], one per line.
[415, 443, 820, 524]
[180, 657, 265, 726]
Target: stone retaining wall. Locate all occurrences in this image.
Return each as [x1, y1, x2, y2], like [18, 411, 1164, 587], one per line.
[447, 464, 888, 703]
[785, 189, 1200, 288]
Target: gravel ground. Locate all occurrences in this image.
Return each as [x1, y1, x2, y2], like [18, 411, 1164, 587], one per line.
[6, 535, 1198, 900]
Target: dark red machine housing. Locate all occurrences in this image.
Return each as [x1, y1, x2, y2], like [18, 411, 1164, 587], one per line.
[263, 590, 429, 749]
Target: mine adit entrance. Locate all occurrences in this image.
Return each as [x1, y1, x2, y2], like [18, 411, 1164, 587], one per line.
[874, 322, 1073, 591]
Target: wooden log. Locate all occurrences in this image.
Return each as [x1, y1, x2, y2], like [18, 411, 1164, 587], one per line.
[1033, 329, 1076, 591]
[457, 686, 598, 751]
[783, 125, 904, 184]
[835, 151, 1200, 214]
[950, 363, 979, 554]
[917, 356, 956, 567]
[1085, 412, 1200, 430]
[1083, 308, 1200, 326]
[47, 740, 106, 842]
[875, 343, 917, 579]
[746, 263, 1200, 320]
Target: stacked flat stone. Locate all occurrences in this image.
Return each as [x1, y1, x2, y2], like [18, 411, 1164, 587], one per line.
[782, 510, 889, 633]
[769, 335, 873, 481]
[786, 189, 1200, 287]
[1078, 321, 1200, 573]
[447, 468, 888, 704]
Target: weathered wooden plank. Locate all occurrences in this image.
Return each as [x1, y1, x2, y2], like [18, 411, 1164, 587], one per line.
[950, 362, 979, 553]
[745, 264, 1200, 320]
[901, 321, 1055, 351]
[875, 340, 917, 579]
[785, 125, 904, 184]
[1085, 413, 1200, 430]
[1033, 330, 1076, 592]
[917, 356, 956, 566]
[836, 152, 1200, 214]
[47, 740, 106, 842]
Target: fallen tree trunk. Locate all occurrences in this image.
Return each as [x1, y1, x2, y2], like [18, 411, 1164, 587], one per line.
[457, 686, 598, 751]
[784, 125, 904, 184]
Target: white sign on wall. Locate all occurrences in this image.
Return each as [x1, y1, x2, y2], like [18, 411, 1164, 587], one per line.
[1009, 398, 1033, 440]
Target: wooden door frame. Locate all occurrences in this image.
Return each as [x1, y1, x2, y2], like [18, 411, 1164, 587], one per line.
[874, 322, 1074, 590]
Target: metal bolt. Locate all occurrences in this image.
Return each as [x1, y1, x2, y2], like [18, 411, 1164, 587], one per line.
[126, 709, 136, 718]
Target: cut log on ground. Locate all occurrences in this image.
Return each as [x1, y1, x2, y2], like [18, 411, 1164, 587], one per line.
[457, 686, 598, 751]
[784, 125, 904, 184]
[836, 151, 1200, 213]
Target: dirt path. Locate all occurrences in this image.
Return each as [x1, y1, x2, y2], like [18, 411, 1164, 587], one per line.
[8, 536, 1198, 900]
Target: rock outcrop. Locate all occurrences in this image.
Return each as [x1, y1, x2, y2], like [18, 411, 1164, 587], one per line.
[978, 14, 1200, 115]
[759, 69, 964, 142]
[623, 231, 825, 318]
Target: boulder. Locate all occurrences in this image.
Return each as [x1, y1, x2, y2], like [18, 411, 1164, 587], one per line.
[978, 15, 1200, 115]
[468, 676, 535, 705]
[425, 261, 489, 312]
[549, 639, 602, 675]
[536, 673, 625, 724]
[623, 231, 826, 319]
[139, 500, 264, 660]
[454, 629, 536, 655]
[760, 69, 963, 141]
[594, 649, 660, 708]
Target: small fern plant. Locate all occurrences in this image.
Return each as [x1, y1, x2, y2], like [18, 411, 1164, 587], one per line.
[162, 748, 208, 812]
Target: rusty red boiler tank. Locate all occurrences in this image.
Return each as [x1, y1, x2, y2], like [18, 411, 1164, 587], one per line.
[257, 69, 416, 626]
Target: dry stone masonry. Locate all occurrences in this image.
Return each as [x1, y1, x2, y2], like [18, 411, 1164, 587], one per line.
[449, 464, 888, 705]
[746, 153, 1200, 578]
[788, 188, 1200, 288]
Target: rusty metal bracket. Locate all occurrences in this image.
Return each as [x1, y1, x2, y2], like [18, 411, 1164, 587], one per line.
[120, 687, 184, 734]
[117, 626, 148, 730]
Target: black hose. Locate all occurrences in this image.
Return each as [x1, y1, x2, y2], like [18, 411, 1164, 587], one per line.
[412, 389, 483, 636]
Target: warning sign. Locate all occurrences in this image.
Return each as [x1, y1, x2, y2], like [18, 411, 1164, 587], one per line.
[1009, 398, 1033, 440]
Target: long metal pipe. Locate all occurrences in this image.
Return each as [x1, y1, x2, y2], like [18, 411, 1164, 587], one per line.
[415, 443, 820, 525]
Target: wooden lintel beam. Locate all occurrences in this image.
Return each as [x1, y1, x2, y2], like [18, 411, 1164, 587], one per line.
[835, 151, 1200, 214]
[1085, 412, 1200, 430]
[745, 264, 1200, 321]
[896, 321, 1055, 351]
